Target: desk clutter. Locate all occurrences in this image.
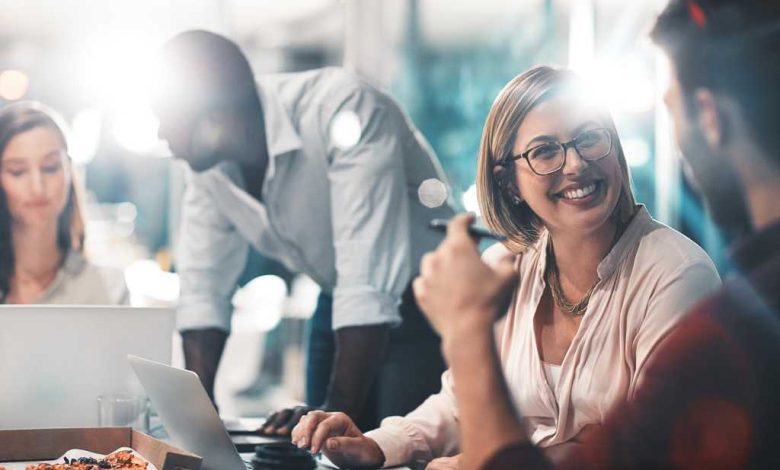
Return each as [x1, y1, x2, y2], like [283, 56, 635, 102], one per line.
[0, 428, 201, 470]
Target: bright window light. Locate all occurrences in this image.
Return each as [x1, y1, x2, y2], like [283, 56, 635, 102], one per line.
[125, 259, 180, 306]
[72, 31, 167, 156]
[112, 106, 162, 155]
[69, 108, 102, 165]
[622, 138, 651, 168]
[577, 60, 656, 115]
[569, 0, 595, 74]
[461, 183, 480, 215]
[232, 275, 288, 332]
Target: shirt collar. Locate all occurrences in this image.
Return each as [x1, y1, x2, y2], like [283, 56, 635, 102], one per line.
[537, 205, 651, 282]
[729, 219, 780, 273]
[597, 205, 652, 280]
[256, 78, 303, 160]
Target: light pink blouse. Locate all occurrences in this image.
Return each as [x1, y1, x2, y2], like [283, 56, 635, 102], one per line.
[366, 207, 721, 468]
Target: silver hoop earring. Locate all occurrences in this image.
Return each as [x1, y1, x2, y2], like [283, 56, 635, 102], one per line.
[512, 196, 522, 205]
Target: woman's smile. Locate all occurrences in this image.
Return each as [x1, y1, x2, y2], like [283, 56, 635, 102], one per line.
[553, 179, 606, 207]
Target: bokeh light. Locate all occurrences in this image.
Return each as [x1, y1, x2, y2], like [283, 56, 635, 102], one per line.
[329, 110, 362, 150]
[418, 178, 448, 208]
[0, 70, 29, 101]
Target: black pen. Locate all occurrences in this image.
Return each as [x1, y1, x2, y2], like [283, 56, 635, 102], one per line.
[429, 218, 507, 241]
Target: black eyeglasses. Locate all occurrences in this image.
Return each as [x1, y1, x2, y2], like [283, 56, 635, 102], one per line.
[501, 128, 613, 176]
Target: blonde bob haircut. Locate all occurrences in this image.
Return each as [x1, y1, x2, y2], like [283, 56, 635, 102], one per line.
[477, 66, 636, 253]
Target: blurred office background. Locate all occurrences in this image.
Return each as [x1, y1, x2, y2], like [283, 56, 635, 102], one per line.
[0, 0, 729, 415]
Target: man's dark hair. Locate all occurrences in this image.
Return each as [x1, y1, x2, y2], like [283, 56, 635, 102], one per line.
[651, 0, 780, 162]
[160, 30, 261, 113]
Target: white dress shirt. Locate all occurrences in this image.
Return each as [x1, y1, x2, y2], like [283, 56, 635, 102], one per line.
[35, 251, 129, 305]
[176, 67, 455, 333]
[365, 207, 722, 468]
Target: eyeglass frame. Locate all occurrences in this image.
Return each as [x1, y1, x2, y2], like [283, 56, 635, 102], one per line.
[498, 127, 614, 176]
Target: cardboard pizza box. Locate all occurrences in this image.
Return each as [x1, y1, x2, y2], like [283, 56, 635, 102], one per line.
[0, 427, 202, 470]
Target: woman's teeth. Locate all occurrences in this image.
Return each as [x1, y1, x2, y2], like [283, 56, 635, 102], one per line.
[561, 182, 598, 200]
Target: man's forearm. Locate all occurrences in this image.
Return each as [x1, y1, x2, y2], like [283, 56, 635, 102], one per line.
[181, 328, 228, 402]
[444, 328, 528, 470]
[324, 324, 390, 417]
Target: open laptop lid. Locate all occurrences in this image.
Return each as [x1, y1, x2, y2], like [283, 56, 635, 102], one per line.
[0, 306, 173, 429]
[129, 355, 248, 470]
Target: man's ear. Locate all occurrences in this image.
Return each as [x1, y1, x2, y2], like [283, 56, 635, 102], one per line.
[492, 164, 522, 203]
[694, 88, 728, 149]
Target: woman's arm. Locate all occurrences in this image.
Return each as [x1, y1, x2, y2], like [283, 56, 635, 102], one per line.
[364, 370, 463, 467]
[292, 371, 463, 468]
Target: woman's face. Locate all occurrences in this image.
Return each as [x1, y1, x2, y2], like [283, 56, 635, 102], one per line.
[511, 94, 624, 236]
[1, 126, 71, 229]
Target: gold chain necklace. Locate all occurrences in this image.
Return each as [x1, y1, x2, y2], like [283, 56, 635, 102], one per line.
[545, 219, 627, 317]
[545, 245, 595, 316]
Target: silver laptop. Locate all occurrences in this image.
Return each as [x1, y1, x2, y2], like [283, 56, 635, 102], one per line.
[129, 355, 268, 470]
[0, 306, 174, 429]
[130, 356, 413, 470]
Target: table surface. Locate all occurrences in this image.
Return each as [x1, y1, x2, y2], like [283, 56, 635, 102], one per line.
[151, 417, 411, 470]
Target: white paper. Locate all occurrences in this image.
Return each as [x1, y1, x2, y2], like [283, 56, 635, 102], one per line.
[0, 447, 158, 470]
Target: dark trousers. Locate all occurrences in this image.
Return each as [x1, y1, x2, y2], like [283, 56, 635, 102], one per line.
[304, 284, 446, 431]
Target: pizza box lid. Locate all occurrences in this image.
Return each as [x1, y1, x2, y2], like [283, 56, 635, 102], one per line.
[0, 427, 202, 470]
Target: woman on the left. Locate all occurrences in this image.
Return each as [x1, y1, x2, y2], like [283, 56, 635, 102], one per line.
[0, 102, 128, 304]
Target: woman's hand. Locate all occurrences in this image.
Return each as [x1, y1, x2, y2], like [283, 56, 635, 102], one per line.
[413, 214, 518, 348]
[425, 454, 462, 469]
[291, 410, 385, 468]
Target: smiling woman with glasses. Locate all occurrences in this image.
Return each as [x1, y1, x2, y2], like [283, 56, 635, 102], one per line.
[288, 65, 722, 470]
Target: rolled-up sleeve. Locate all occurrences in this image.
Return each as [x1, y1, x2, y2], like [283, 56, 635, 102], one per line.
[324, 86, 411, 330]
[176, 170, 249, 333]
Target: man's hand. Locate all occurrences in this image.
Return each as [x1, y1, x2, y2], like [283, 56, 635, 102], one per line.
[413, 214, 517, 352]
[181, 328, 228, 402]
[425, 454, 462, 469]
[261, 324, 390, 436]
[260, 405, 318, 436]
[291, 411, 385, 468]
